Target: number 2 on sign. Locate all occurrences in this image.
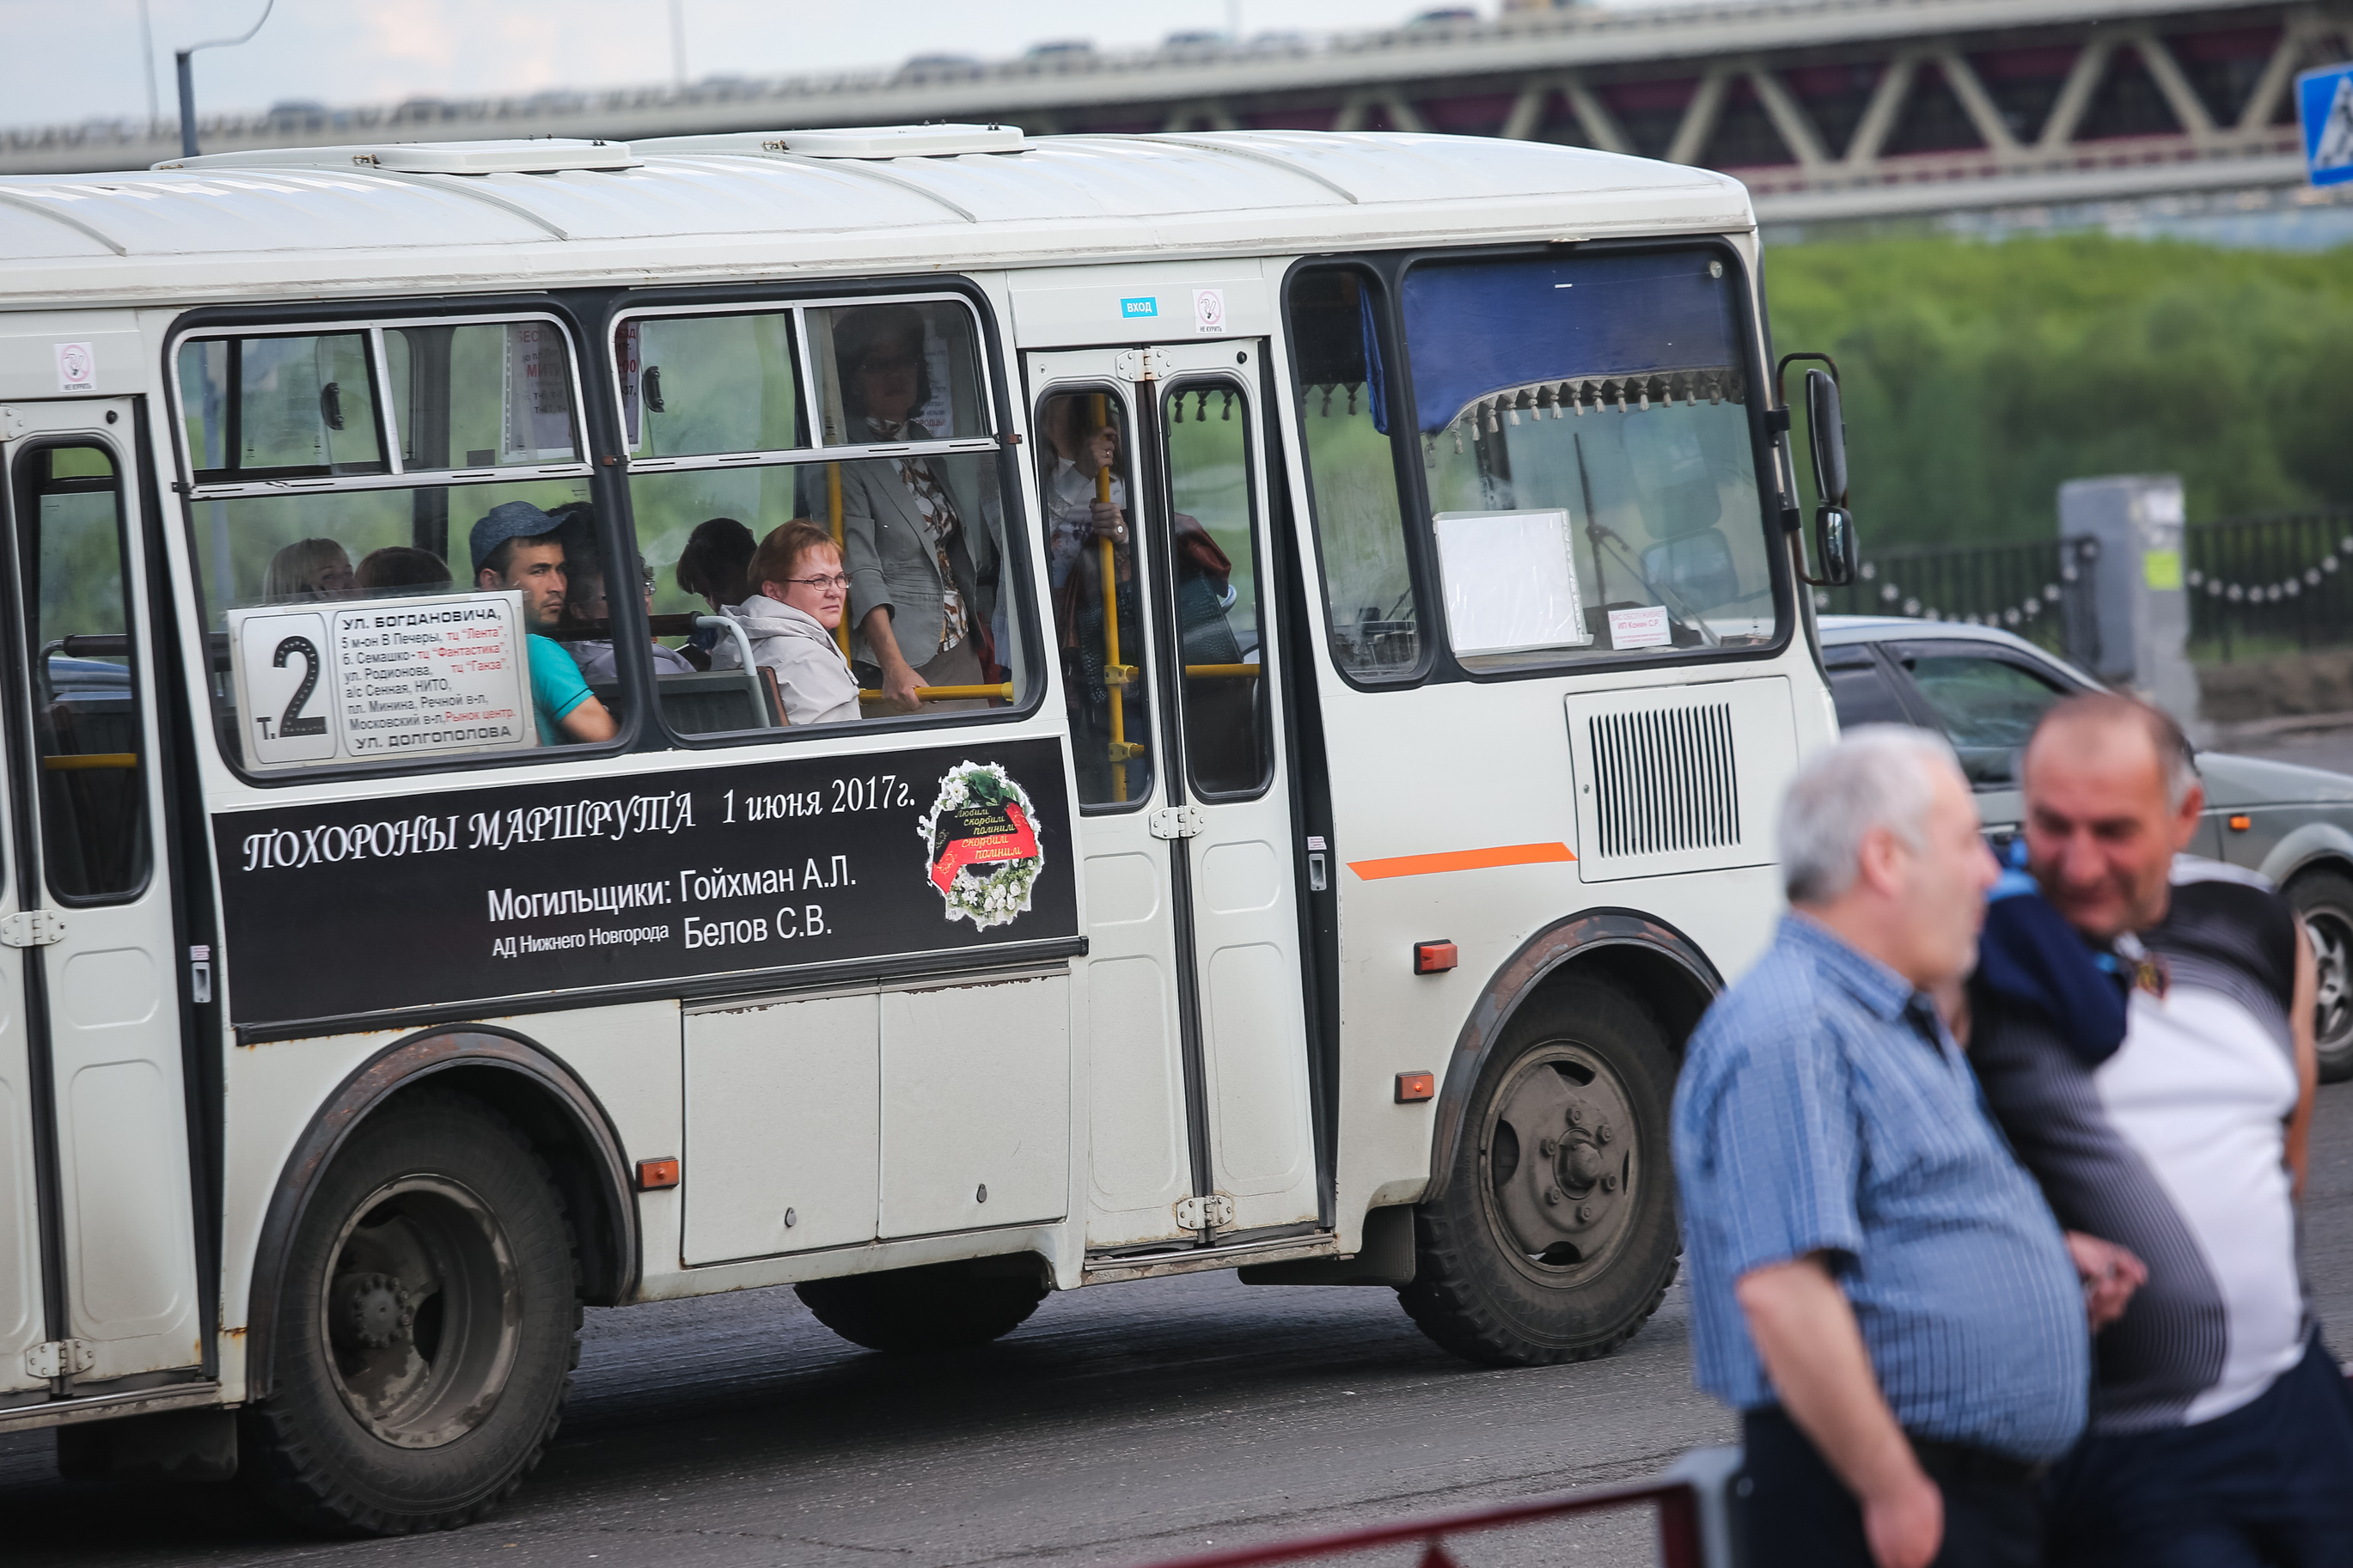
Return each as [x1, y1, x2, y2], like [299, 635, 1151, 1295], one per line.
[260, 636, 327, 741]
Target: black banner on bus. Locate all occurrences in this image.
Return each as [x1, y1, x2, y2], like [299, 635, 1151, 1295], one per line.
[211, 738, 1079, 1027]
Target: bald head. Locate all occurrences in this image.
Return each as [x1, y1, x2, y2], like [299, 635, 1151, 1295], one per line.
[2026, 692, 2197, 810]
[2020, 693, 2203, 940]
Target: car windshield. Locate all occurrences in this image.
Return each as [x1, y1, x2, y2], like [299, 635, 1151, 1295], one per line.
[1401, 251, 1777, 669]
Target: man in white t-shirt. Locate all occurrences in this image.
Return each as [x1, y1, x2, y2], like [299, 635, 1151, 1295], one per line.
[1967, 692, 2353, 1565]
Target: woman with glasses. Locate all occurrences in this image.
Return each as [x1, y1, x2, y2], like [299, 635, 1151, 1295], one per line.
[720, 520, 862, 726]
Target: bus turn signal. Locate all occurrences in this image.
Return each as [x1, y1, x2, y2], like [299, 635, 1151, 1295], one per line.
[1415, 941, 1458, 974]
[636, 1157, 681, 1191]
[1396, 1071, 1436, 1103]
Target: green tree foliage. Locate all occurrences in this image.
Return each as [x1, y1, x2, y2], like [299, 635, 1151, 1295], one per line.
[1765, 235, 2353, 547]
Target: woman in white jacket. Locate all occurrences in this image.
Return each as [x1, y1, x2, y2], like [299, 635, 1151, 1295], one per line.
[720, 521, 863, 726]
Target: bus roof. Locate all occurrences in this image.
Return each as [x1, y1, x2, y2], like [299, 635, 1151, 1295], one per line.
[0, 130, 1751, 311]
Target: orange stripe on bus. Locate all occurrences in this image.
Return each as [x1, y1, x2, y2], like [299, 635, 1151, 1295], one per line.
[1346, 842, 1577, 881]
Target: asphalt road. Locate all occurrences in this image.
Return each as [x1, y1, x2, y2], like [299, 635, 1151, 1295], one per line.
[7, 1075, 2353, 1568]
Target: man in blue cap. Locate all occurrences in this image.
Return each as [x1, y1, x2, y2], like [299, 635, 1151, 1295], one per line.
[470, 501, 617, 745]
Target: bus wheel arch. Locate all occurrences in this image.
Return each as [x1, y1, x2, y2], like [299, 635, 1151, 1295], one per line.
[1421, 912, 1718, 1210]
[244, 1027, 637, 1409]
[1400, 912, 1717, 1368]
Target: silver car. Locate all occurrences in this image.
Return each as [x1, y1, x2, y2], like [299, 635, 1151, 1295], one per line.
[1819, 615, 2353, 1080]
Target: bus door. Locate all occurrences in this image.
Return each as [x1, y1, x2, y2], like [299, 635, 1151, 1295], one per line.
[1026, 346, 1321, 1253]
[0, 400, 201, 1399]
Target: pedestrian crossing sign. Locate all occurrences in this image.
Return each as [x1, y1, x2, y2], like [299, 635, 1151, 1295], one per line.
[2301, 63, 2353, 187]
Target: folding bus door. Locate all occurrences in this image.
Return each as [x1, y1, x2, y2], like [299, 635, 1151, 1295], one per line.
[0, 401, 202, 1397]
[1026, 346, 1319, 1254]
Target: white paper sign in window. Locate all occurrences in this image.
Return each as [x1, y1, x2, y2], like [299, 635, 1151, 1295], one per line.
[229, 590, 537, 768]
[1432, 509, 1592, 656]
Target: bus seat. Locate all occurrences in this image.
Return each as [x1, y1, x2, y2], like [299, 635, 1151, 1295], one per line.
[652, 668, 783, 735]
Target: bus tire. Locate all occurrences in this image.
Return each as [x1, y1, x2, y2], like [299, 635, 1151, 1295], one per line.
[1398, 978, 1679, 1367]
[796, 1260, 1047, 1352]
[2288, 868, 2353, 1083]
[241, 1091, 580, 1535]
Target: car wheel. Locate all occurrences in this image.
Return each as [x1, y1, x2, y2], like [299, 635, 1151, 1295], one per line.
[1397, 977, 1679, 1366]
[2289, 869, 2353, 1083]
[241, 1092, 580, 1534]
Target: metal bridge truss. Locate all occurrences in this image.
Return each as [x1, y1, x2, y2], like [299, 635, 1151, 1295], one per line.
[6, 0, 2350, 220]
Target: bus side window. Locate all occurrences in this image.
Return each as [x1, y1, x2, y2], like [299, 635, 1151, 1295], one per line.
[174, 320, 624, 772]
[18, 443, 151, 900]
[1033, 389, 1151, 808]
[1286, 267, 1422, 683]
[620, 296, 1030, 739]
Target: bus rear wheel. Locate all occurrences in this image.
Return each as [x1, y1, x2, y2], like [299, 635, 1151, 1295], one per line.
[1399, 978, 1679, 1366]
[241, 1092, 580, 1535]
[797, 1260, 1048, 1352]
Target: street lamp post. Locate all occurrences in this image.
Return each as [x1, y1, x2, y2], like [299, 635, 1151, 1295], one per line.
[174, 0, 278, 159]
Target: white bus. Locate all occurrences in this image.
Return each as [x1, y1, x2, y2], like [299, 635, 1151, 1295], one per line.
[0, 125, 1852, 1530]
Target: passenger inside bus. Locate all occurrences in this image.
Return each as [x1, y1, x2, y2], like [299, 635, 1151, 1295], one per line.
[675, 515, 755, 663]
[716, 520, 862, 726]
[468, 501, 619, 745]
[264, 537, 357, 601]
[832, 304, 1001, 713]
[1036, 394, 1146, 802]
[354, 546, 451, 595]
[549, 503, 695, 681]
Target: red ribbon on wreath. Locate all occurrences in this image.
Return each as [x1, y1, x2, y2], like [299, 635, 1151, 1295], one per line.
[929, 803, 1040, 894]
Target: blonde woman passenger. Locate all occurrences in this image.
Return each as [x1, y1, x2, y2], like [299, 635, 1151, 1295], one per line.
[263, 537, 355, 601]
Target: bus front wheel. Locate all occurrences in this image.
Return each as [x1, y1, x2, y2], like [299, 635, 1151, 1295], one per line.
[242, 1091, 581, 1535]
[1399, 978, 1679, 1366]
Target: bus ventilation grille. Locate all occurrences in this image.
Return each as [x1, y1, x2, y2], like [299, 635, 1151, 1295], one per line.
[1587, 702, 1740, 858]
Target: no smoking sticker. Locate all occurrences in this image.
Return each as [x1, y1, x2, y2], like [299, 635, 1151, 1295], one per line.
[1193, 289, 1226, 334]
[54, 342, 95, 393]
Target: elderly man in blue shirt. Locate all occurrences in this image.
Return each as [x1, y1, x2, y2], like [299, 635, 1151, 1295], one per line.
[1675, 726, 2130, 1568]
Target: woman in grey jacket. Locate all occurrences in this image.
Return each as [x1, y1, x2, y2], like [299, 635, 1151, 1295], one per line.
[721, 521, 862, 727]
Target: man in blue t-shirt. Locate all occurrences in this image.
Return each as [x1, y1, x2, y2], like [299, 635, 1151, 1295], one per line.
[469, 501, 618, 745]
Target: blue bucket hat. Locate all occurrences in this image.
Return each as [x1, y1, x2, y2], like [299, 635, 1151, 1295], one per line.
[468, 500, 559, 577]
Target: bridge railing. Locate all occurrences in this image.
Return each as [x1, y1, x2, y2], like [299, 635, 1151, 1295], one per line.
[1122, 1449, 1742, 1568]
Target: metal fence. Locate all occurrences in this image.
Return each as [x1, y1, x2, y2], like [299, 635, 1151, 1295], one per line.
[1815, 536, 2102, 658]
[1125, 1449, 1740, 1568]
[1819, 508, 2353, 666]
[2183, 510, 2353, 662]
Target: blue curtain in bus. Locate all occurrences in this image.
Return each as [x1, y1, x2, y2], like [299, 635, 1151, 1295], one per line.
[1397, 252, 1740, 435]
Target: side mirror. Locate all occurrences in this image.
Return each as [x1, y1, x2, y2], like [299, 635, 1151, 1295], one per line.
[1804, 368, 1848, 508]
[1775, 354, 1861, 588]
[1815, 505, 1858, 588]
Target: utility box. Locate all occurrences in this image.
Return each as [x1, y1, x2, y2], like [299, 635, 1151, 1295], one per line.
[2057, 474, 2202, 735]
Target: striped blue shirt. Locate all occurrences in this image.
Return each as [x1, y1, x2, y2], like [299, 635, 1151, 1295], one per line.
[1672, 913, 2088, 1461]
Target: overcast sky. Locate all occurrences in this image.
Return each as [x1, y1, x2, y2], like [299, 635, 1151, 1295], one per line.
[0, 0, 1519, 132]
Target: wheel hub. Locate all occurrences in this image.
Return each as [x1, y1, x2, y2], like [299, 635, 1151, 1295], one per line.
[319, 1175, 522, 1449]
[1484, 1049, 1640, 1275]
[331, 1272, 416, 1351]
[2311, 913, 2350, 1047]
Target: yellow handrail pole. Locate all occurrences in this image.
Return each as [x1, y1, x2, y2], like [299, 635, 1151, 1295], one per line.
[857, 682, 1016, 703]
[1093, 393, 1128, 802]
[827, 461, 850, 659]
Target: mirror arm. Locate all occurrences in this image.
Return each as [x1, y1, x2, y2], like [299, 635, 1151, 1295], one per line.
[1773, 351, 1841, 408]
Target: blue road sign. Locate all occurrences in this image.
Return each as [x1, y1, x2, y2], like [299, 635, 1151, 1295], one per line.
[2300, 62, 2353, 187]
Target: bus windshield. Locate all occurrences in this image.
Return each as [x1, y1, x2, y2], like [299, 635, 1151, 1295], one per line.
[1402, 251, 1779, 669]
